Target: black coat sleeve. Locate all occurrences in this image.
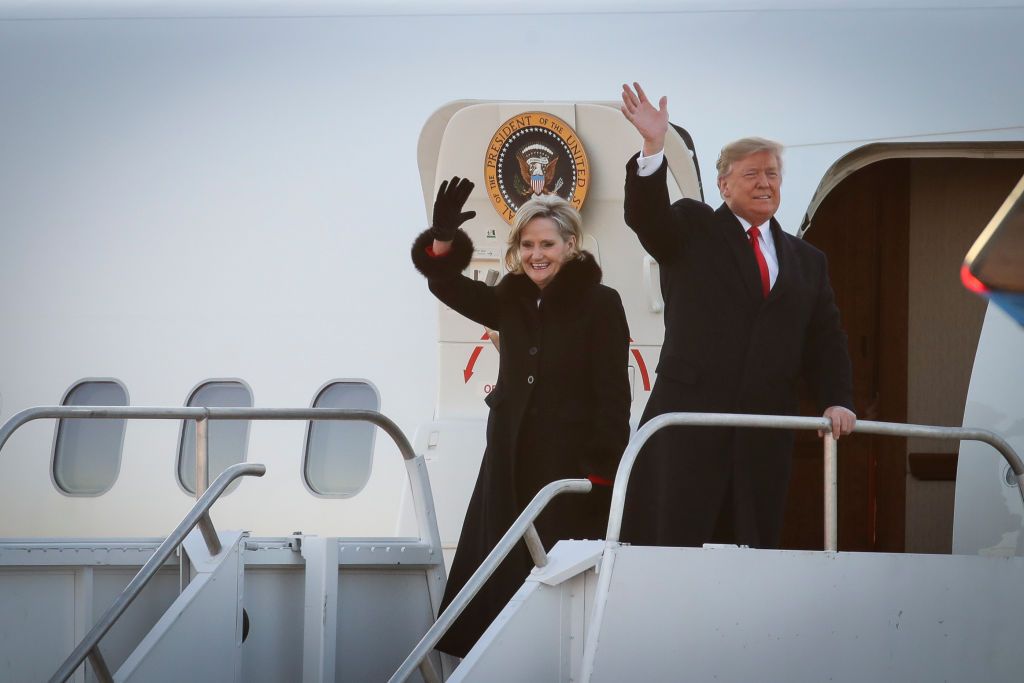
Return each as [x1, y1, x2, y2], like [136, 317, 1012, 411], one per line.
[410, 228, 501, 331]
[624, 152, 683, 265]
[582, 287, 632, 480]
[800, 254, 855, 412]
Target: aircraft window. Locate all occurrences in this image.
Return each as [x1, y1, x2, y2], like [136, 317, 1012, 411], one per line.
[53, 380, 128, 495]
[177, 381, 253, 495]
[303, 381, 379, 497]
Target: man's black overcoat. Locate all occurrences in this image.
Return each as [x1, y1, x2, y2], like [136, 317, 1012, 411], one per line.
[411, 227, 630, 657]
[620, 153, 853, 549]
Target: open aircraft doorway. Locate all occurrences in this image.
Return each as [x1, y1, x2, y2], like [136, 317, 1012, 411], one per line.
[785, 143, 1024, 554]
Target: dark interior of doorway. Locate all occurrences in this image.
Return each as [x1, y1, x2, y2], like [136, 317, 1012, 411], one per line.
[781, 156, 1024, 552]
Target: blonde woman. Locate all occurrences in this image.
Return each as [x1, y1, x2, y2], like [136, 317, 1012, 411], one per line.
[411, 177, 630, 657]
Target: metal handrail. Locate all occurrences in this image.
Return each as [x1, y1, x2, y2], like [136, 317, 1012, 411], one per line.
[48, 462, 266, 683]
[0, 406, 419, 459]
[602, 413, 1024, 549]
[0, 406, 429, 528]
[579, 412, 1024, 683]
[389, 478, 593, 683]
[0, 406, 444, 682]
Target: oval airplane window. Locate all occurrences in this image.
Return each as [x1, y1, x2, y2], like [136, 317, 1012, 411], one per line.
[177, 380, 253, 495]
[303, 381, 379, 497]
[52, 380, 129, 496]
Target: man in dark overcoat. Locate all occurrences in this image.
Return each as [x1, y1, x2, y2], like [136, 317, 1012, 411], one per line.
[618, 83, 856, 549]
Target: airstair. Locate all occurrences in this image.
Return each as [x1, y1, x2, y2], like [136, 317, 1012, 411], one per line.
[0, 407, 449, 683]
[2, 408, 1023, 681]
[394, 413, 1024, 682]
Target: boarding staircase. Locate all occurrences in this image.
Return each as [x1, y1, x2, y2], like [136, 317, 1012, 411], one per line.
[393, 413, 1024, 682]
[0, 407, 448, 683]
[2, 409, 1023, 681]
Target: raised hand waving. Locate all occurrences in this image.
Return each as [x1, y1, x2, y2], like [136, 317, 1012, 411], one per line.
[620, 82, 669, 157]
[431, 176, 476, 242]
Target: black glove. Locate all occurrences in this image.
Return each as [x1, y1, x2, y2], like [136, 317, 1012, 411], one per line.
[430, 176, 476, 241]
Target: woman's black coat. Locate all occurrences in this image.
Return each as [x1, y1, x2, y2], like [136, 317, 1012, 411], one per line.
[411, 228, 631, 657]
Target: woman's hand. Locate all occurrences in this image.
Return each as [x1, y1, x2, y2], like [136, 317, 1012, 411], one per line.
[430, 176, 476, 242]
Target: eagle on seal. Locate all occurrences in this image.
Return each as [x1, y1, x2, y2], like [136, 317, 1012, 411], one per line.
[516, 145, 559, 197]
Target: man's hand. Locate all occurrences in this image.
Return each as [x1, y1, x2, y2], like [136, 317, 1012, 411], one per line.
[620, 82, 669, 157]
[430, 176, 476, 242]
[820, 406, 856, 439]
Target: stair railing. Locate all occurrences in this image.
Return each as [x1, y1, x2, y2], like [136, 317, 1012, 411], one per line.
[580, 412, 1024, 682]
[0, 406, 445, 683]
[599, 413, 1024, 551]
[390, 478, 593, 683]
[48, 461, 266, 683]
[0, 406, 442, 561]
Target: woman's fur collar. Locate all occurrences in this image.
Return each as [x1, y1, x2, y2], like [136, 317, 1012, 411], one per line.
[411, 227, 603, 306]
[499, 250, 602, 306]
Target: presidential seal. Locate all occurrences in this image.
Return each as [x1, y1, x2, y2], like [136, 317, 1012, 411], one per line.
[483, 111, 591, 224]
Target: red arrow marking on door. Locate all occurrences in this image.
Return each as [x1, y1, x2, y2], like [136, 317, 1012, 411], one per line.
[463, 330, 494, 383]
[631, 347, 651, 391]
[464, 346, 483, 383]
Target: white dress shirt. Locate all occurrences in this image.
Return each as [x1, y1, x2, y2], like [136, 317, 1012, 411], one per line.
[636, 148, 779, 290]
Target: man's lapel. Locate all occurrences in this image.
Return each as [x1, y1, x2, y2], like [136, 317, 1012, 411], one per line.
[766, 218, 793, 303]
[715, 203, 763, 303]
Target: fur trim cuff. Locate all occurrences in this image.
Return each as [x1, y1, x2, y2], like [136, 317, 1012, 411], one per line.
[410, 228, 475, 280]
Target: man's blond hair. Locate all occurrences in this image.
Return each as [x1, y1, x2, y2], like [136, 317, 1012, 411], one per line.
[716, 137, 784, 179]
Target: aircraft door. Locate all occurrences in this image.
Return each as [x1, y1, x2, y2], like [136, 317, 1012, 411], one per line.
[421, 100, 703, 422]
[401, 100, 703, 557]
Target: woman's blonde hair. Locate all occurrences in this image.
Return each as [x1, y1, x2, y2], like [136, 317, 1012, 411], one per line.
[504, 194, 584, 274]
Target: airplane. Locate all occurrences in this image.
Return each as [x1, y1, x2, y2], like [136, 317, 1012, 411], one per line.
[1, 0, 1023, 680]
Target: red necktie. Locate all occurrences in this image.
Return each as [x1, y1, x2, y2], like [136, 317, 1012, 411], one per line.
[748, 226, 770, 299]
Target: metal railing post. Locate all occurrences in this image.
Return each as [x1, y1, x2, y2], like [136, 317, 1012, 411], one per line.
[824, 433, 838, 552]
[86, 648, 113, 683]
[404, 455, 447, 617]
[523, 524, 549, 568]
[178, 542, 191, 594]
[418, 659, 442, 683]
[197, 513, 222, 556]
[195, 415, 209, 497]
[182, 415, 210, 589]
